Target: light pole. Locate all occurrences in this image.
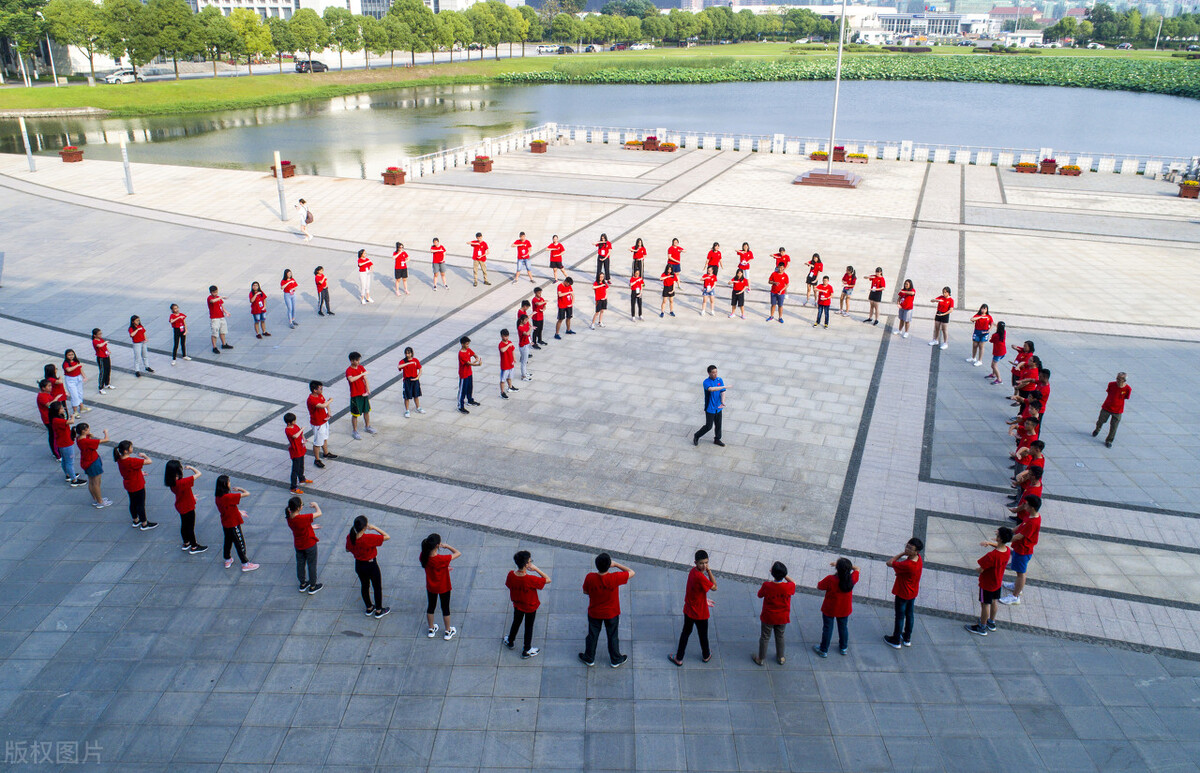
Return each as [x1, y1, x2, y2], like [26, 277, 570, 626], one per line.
[1154, 16, 1163, 51]
[35, 12, 59, 87]
[825, 0, 848, 175]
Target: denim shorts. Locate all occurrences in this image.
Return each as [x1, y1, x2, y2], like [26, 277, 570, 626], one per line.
[84, 460, 103, 478]
[252, 313, 266, 323]
[1009, 552, 1032, 574]
[992, 355, 1004, 363]
[770, 292, 785, 306]
[972, 330, 988, 343]
[516, 259, 531, 271]
[898, 308, 912, 323]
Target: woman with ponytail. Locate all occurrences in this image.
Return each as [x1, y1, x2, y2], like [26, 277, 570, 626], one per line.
[114, 440, 156, 530]
[420, 533, 461, 640]
[346, 516, 390, 618]
[813, 557, 860, 658]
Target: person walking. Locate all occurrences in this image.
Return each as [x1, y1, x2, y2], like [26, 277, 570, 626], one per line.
[61, 349, 87, 420]
[215, 475, 258, 572]
[469, 233, 491, 286]
[356, 249, 375, 304]
[457, 336, 482, 414]
[114, 441, 156, 529]
[76, 423, 110, 509]
[669, 550, 716, 666]
[504, 550, 550, 659]
[169, 304, 190, 364]
[347, 515, 390, 617]
[280, 269, 299, 328]
[249, 282, 271, 339]
[128, 315, 153, 377]
[284, 413, 312, 494]
[51, 403, 84, 487]
[393, 242, 411, 295]
[346, 352, 376, 439]
[813, 558, 860, 657]
[399, 348, 426, 417]
[883, 538, 923, 648]
[295, 199, 313, 241]
[421, 533, 461, 639]
[692, 365, 726, 448]
[1093, 372, 1131, 448]
[753, 561, 796, 666]
[164, 460, 206, 553]
[91, 328, 113, 394]
[208, 285, 233, 354]
[579, 552, 633, 668]
[306, 380, 338, 468]
[314, 267, 334, 316]
[966, 526, 1012, 636]
[286, 497, 323, 594]
[594, 233, 612, 282]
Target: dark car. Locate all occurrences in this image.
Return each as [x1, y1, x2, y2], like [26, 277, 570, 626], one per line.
[584, 44, 598, 52]
[295, 60, 328, 73]
[557, 46, 574, 54]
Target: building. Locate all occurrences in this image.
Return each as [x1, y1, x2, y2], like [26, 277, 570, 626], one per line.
[878, 11, 964, 35]
[424, 0, 523, 10]
[1000, 28, 1043, 43]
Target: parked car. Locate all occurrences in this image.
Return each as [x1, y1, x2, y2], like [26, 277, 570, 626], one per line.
[630, 43, 653, 50]
[557, 45, 574, 54]
[956, 40, 974, 46]
[103, 69, 143, 84]
[1116, 42, 1133, 49]
[1086, 42, 1105, 49]
[609, 43, 628, 51]
[536, 44, 558, 54]
[584, 44, 599, 52]
[295, 60, 328, 73]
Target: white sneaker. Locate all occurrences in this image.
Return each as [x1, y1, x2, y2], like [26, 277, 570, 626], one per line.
[404, 410, 411, 418]
[444, 626, 458, 641]
[171, 360, 177, 366]
[998, 595, 1020, 605]
[902, 332, 909, 339]
[183, 356, 192, 361]
[224, 558, 234, 569]
[361, 299, 367, 305]
[892, 329, 900, 335]
[939, 343, 949, 350]
[599, 322, 605, 328]
[1002, 581, 1015, 590]
[973, 360, 982, 367]
[428, 624, 440, 638]
[965, 357, 975, 363]
[416, 408, 426, 414]
[928, 340, 939, 346]
[589, 323, 595, 330]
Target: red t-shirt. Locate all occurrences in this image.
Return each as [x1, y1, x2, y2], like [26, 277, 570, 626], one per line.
[506, 571, 547, 613]
[630, 276, 644, 294]
[991, 333, 1007, 358]
[315, 273, 329, 292]
[169, 312, 187, 330]
[898, 289, 915, 310]
[816, 283, 833, 306]
[170, 475, 196, 514]
[632, 245, 647, 262]
[973, 313, 993, 332]
[594, 282, 608, 301]
[817, 569, 859, 618]
[498, 341, 515, 371]
[281, 277, 298, 294]
[424, 553, 452, 593]
[51, 417, 72, 448]
[48, 377, 67, 403]
[393, 250, 408, 270]
[682, 568, 715, 620]
[399, 357, 421, 380]
[1102, 382, 1131, 414]
[207, 295, 226, 319]
[732, 277, 749, 294]
[842, 272, 856, 289]
[583, 570, 629, 619]
[702, 274, 717, 291]
[346, 365, 367, 397]
[36, 392, 54, 425]
[287, 512, 318, 551]
[774, 253, 791, 270]
[77, 436, 100, 469]
[557, 283, 573, 309]
[1036, 382, 1051, 407]
[737, 250, 753, 269]
[935, 296, 955, 315]
[458, 348, 475, 379]
[92, 336, 110, 359]
[513, 239, 531, 259]
[62, 360, 83, 377]
[431, 244, 446, 264]
[358, 254, 373, 272]
[806, 259, 822, 277]
[307, 393, 329, 426]
[769, 272, 788, 295]
[517, 320, 532, 347]
[285, 424, 305, 459]
[249, 291, 267, 315]
[868, 275, 885, 292]
[531, 297, 546, 321]
[758, 580, 795, 625]
[117, 456, 146, 493]
[705, 249, 721, 267]
[547, 242, 564, 263]
[346, 532, 383, 561]
[595, 241, 611, 258]
[216, 492, 244, 528]
[667, 245, 683, 266]
[470, 240, 488, 261]
[977, 548, 1010, 591]
[891, 556, 922, 600]
[1013, 517, 1040, 556]
[129, 325, 146, 343]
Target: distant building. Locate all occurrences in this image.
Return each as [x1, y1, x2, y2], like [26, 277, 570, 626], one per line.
[425, 0, 523, 10]
[1000, 28, 1043, 44]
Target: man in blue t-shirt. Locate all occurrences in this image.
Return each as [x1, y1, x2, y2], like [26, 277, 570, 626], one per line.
[692, 365, 727, 447]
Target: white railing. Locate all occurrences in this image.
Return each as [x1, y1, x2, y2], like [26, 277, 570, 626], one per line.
[403, 123, 557, 179]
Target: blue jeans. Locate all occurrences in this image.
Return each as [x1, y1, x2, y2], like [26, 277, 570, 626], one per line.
[283, 292, 296, 323]
[59, 443, 79, 480]
[819, 614, 848, 653]
[816, 305, 830, 325]
[893, 597, 915, 642]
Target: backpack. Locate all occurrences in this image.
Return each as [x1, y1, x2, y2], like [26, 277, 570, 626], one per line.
[305, 211, 314, 224]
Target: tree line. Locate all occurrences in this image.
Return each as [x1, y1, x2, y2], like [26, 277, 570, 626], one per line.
[1043, 3, 1200, 46]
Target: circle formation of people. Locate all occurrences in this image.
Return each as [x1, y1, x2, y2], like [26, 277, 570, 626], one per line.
[31, 224, 1132, 657]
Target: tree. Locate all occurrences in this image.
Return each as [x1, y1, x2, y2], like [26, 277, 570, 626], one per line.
[1118, 8, 1141, 41]
[0, 0, 46, 85]
[465, 2, 499, 59]
[517, 5, 540, 50]
[102, 0, 156, 75]
[229, 8, 271, 74]
[490, 0, 525, 58]
[288, 8, 329, 72]
[322, 6, 359, 71]
[437, 10, 472, 62]
[1077, 19, 1094, 42]
[148, 0, 199, 80]
[196, 5, 236, 77]
[380, 13, 411, 67]
[667, 9, 698, 42]
[388, 0, 437, 66]
[267, 16, 296, 74]
[549, 12, 579, 43]
[43, 0, 104, 82]
[642, 13, 670, 42]
[359, 14, 386, 69]
[1043, 16, 1077, 42]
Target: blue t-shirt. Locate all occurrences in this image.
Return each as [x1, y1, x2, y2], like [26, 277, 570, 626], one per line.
[703, 377, 725, 414]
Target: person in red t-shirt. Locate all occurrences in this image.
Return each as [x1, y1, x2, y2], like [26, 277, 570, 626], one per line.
[398, 348, 425, 417]
[728, 268, 749, 319]
[314, 267, 334, 316]
[164, 459, 205, 553]
[987, 321, 1007, 385]
[215, 474, 257, 571]
[547, 235, 566, 282]
[839, 265, 857, 317]
[766, 266, 789, 323]
[813, 275, 834, 328]
[168, 304, 190, 364]
[967, 526, 1012, 635]
[347, 515, 391, 617]
[967, 303, 994, 366]
[207, 285, 233, 354]
[669, 550, 717, 666]
[1000, 498, 1039, 606]
[512, 231, 535, 284]
[430, 238, 449, 290]
[590, 278, 609, 329]
[91, 328, 113, 393]
[248, 281, 270, 340]
[306, 380, 338, 467]
[630, 271, 645, 321]
[498, 330, 519, 399]
[392, 241, 410, 296]
[76, 423, 110, 508]
[580, 552, 634, 667]
[128, 315, 153, 377]
[659, 270, 678, 318]
[555, 277, 576, 338]
[814, 558, 860, 657]
[469, 232, 491, 287]
[517, 307, 534, 381]
[665, 238, 684, 276]
[862, 267, 885, 326]
[457, 336, 482, 414]
[594, 232, 612, 282]
[420, 532, 461, 637]
[929, 287, 955, 349]
[1008, 464, 1043, 510]
[704, 242, 723, 278]
[754, 561, 796, 666]
[1094, 372, 1131, 447]
[884, 538, 924, 648]
[62, 349, 87, 419]
[284, 412, 312, 494]
[36, 380, 61, 461]
[531, 287, 548, 346]
[114, 440, 156, 530]
[346, 352, 376, 439]
[803, 253, 822, 305]
[50, 403, 82, 485]
[700, 266, 718, 316]
[286, 496, 324, 594]
[280, 268, 299, 327]
[630, 237, 647, 279]
[356, 249, 375, 304]
[736, 242, 753, 276]
[504, 550, 551, 658]
[894, 279, 916, 339]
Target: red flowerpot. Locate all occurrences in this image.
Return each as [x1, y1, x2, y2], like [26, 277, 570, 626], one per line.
[59, 149, 83, 163]
[1039, 161, 1058, 175]
[643, 138, 659, 151]
[271, 163, 296, 178]
[658, 145, 677, 153]
[1014, 165, 1037, 174]
[472, 159, 493, 173]
[810, 153, 828, 161]
[382, 170, 406, 186]
[832, 148, 846, 163]
[530, 142, 547, 154]
[1180, 185, 1200, 199]
[1059, 168, 1082, 177]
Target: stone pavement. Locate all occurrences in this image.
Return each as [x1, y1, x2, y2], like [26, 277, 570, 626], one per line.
[2, 141, 1200, 771]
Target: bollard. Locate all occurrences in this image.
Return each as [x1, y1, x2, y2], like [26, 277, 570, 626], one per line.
[120, 137, 134, 195]
[273, 150, 287, 222]
[18, 117, 35, 172]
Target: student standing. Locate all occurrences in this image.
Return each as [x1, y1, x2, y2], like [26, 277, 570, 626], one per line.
[692, 365, 727, 447]
[398, 348, 426, 417]
[505, 551, 550, 659]
[883, 538, 924, 648]
[215, 475, 258, 571]
[704, 242, 723, 278]
[357, 249, 375, 304]
[164, 460, 206, 553]
[128, 315, 153, 377]
[839, 266, 856, 316]
[547, 235, 566, 282]
[988, 322, 1007, 385]
[665, 238, 684, 276]
[629, 271, 644, 321]
[76, 424, 110, 508]
[169, 304, 190, 364]
[864, 267, 885, 326]
[728, 269, 749, 319]
[392, 242, 410, 296]
[1000, 500, 1039, 606]
[249, 282, 270, 339]
[284, 413, 312, 494]
[498, 330, 519, 399]
[736, 243, 753, 278]
[511, 232, 535, 284]
[594, 233, 612, 282]
[421, 533, 460, 638]
[554, 278, 575, 339]
[62, 349, 87, 420]
[893, 280, 916, 339]
[966, 526, 1012, 635]
[314, 267, 334, 315]
[753, 561, 796, 666]
[579, 552, 633, 668]
[803, 253, 822, 306]
[766, 264, 789, 323]
[114, 441, 156, 529]
[430, 238, 449, 290]
[669, 550, 716, 666]
[91, 329, 113, 394]
[346, 352, 376, 439]
[1093, 372, 1131, 448]
[590, 278, 609, 329]
[36, 381, 60, 460]
[470, 233, 491, 286]
[51, 404, 84, 487]
[208, 286, 233, 354]
[630, 238, 647, 279]
[286, 497, 323, 594]
[457, 336, 482, 414]
[813, 558, 860, 657]
[45, 365, 69, 414]
[280, 269, 299, 328]
[347, 516, 390, 617]
[772, 248, 791, 273]
[814, 276, 833, 328]
[659, 269, 677, 318]
[700, 267, 717, 316]
[929, 287, 954, 349]
[306, 380, 338, 467]
[967, 304, 993, 366]
[517, 314, 533, 382]
[531, 287, 547, 346]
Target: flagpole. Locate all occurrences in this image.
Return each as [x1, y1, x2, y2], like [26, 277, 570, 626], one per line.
[825, 0, 848, 176]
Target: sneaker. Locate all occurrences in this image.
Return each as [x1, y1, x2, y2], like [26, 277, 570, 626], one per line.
[366, 607, 376, 617]
[566, 330, 577, 335]
[554, 334, 562, 339]
[145, 367, 155, 374]
[307, 583, 323, 595]
[171, 359, 177, 366]
[299, 582, 310, 593]
[69, 477, 86, 487]
[1091, 428, 1100, 437]
[352, 430, 362, 440]
[661, 313, 666, 318]
[416, 408, 426, 414]
[901, 332, 909, 339]
[374, 606, 391, 619]
[458, 408, 470, 414]
[973, 360, 982, 367]
[589, 323, 595, 330]
[314, 460, 325, 469]
[263, 332, 272, 337]
[256, 334, 263, 339]
[892, 329, 900, 336]
[839, 648, 848, 656]
[713, 440, 725, 447]
[327, 311, 335, 316]
[985, 620, 997, 631]
[501, 393, 509, 400]
[241, 562, 259, 572]
[135, 372, 142, 378]
[404, 410, 410, 418]
[364, 427, 377, 435]
[965, 624, 988, 636]
[100, 498, 112, 507]
[225, 558, 234, 568]
[183, 356, 192, 361]
[509, 386, 518, 392]
[902, 639, 912, 647]
[182, 544, 192, 552]
[1105, 441, 1113, 448]
[98, 389, 106, 395]
[222, 344, 234, 350]
[139, 521, 158, 531]
[1002, 581, 1015, 590]
[669, 312, 675, 318]
[189, 544, 208, 554]
[502, 636, 514, 650]
[578, 652, 595, 667]
[428, 624, 439, 638]
[998, 595, 1020, 605]
[778, 318, 783, 324]
[812, 645, 828, 658]
[213, 347, 220, 355]
[522, 648, 540, 659]
[883, 635, 902, 649]
[290, 488, 304, 495]
[467, 400, 481, 406]
[324, 453, 338, 459]
[91, 501, 106, 509]
[444, 627, 457, 641]
[928, 340, 939, 346]
[965, 357, 975, 363]
[940, 343, 949, 350]
[610, 654, 628, 668]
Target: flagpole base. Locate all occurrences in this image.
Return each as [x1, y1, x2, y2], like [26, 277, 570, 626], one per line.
[794, 170, 862, 189]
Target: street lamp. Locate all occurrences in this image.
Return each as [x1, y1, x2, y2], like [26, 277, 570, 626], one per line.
[1154, 16, 1164, 51]
[35, 12, 60, 87]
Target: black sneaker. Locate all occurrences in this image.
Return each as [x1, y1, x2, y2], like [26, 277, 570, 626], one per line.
[189, 544, 208, 554]
[500, 393, 509, 400]
[139, 521, 158, 531]
[610, 654, 628, 668]
[522, 648, 540, 659]
[692, 436, 699, 446]
[68, 477, 86, 487]
[299, 583, 309, 593]
[965, 623, 988, 636]
[578, 652, 595, 667]
[365, 606, 375, 616]
[458, 408, 470, 414]
[327, 311, 335, 316]
[324, 453, 339, 459]
[374, 606, 391, 619]
[713, 440, 725, 447]
[468, 400, 481, 406]
[883, 635, 902, 649]
[212, 347, 220, 355]
[985, 620, 997, 632]
[509, 386, 518, 392]
[306, 583, 323, 595]
[145, 367, 155, 373]
[314, 459, 326, 469]
[502, 636, 514, 650]
[1105, 441, 1113, 448]
[221, 344, 234, 349]
[1091, 428, 1100, 437]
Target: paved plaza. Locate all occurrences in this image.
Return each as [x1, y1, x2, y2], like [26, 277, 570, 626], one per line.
[1, 140, 1199, 771]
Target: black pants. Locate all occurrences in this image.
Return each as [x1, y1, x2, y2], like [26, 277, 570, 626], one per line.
[96, 356, 111, 390]
[356, 559, 382, 608]
[583, 615, 621, 664]
[533, 319, 545, 345]
[223, 525, 248, 563]
[694, 411, 722, 442]
[892, 596, 915, 643]
[172, 329, 187, 359]
[458, 376, 473, 409]
[318, 288, 332, 314]
[632, 259, 643, 278]
[426, 590, 451, 616]
[180, 509, 197, 547]
[675, 615, 710, 660]
[296, 546, 318, 586]
[596, 257, 610, 282]
[819, 615, 849, 653]
[45, 423, 59, 459]
[128, 488, 147, 523]
[508, 608, 537, 653]
[290, 457, 305, 489]
[630, 294, 642, 317]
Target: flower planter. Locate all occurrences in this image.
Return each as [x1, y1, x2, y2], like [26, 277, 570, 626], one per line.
[1039, 161, 1058, 175]
[59, 148, 83, 163]
[643, 137, 659, 151]
[529, 141, 547, 154]
[658, 144, 677, 153]
[847, 155, 869, 164]
[1014, 165, 1038, 174]
[271, 163, 295, 179]
[472, 158, 493, 173]
[810, 153, 829, 161]
[382, 170, 406, 186]
[1180, 184, 1200, 199]
[832, 148, 846, 163]
[1059, 167, 1082, 176]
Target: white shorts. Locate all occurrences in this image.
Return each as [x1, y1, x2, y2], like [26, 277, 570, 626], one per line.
[311, 422, 329, 446]
[359, 271, 372, 292]
[210, 317, 228, 337]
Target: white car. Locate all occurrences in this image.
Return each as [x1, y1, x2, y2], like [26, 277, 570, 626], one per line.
[630, 43, 653, 50]
[536, 45, 558, 54]
[104, 69, 144, 84]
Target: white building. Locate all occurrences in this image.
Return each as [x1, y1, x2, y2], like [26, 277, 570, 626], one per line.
[1000, 28, 1044, 45]
[877, 11, 998, 38]
[424, 0, 524, 10]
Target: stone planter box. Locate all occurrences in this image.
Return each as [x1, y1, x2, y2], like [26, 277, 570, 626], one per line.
[1180, 184, 1199, 199]
[529, 142, 547, 154]
[847, 155, 869, 164]
[382, 170, 406, 186]
[1039, 161, 1058, 175]
[643, 137, 659, 151]
[271, 163, 296, 179]
[59, 148, 83, 163]
[1059, 168, 1082, 177]
[659, 145, 677, 153]
[1014, 165, 1038, 174]
[810, 153, 828, 161]
[472, 158, 493, 173]
[832, 148, 846, 163]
